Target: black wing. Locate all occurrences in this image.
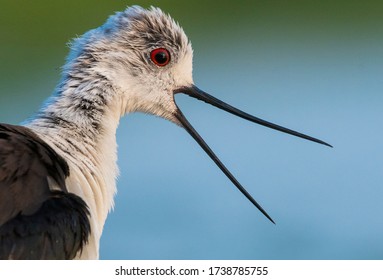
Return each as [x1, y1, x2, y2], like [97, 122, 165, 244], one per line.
[0, 123, 91, 260]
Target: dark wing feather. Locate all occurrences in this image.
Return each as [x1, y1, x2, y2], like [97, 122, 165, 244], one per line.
[0, 123, 91, 259]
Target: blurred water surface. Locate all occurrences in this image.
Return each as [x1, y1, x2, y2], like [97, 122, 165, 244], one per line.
[0, 0, 382, 259]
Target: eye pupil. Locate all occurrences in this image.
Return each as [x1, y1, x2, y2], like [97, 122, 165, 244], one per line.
[155, 52, 167, 64]
[150, 48, 170, 66]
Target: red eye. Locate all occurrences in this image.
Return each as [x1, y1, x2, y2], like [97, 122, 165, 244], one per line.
[150, 48, 171, 66]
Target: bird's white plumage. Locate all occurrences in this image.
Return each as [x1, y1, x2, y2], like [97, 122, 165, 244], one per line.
[23, 6, 193, 259]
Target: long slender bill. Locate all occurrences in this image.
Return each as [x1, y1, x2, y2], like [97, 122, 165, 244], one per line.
[173, 85, 331, 223]
[173, 108, 275, 224]
[177, 85, 332, 148]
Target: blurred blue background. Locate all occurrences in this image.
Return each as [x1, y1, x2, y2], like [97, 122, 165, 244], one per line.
[0, 0, 382, 259]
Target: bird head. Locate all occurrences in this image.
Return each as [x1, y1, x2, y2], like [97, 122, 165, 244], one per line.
[66, 6, 193, 123]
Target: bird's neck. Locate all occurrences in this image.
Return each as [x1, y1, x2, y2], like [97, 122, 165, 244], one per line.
[25, 72, 124, 256]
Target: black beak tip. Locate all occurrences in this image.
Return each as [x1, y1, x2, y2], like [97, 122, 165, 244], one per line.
[318, 140, 333, 148]
[268, 216, 276, 225]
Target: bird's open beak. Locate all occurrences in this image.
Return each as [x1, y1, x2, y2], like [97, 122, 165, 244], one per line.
[173, 85, 331, 224]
